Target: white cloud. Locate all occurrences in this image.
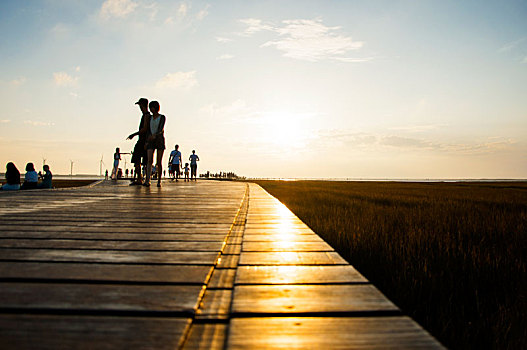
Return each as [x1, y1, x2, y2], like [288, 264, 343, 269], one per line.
[75, 66, 81, 72]
[155, 71, 198, 89]
[196, 5, 210, 21]
[10, 77, 26, 86]
[100, 0, 138, 19]
[53, 72, 78, 87]
[239, 18, 274, 36]
[389, 124, 446, 132]
[333, 57, 373, 63]
[24, 120, 55, 127]
[145, 2, 158, 21]
[0, 120, 10, 124]
[200, 99, 254, 119]
[261, 19, 363, 62]
[237, 18, 366, 62]
[315, 129, 517, 155]
[178, 2, 189, 18]
[217, 54, 234, 60]
[216, 37, 233, 43]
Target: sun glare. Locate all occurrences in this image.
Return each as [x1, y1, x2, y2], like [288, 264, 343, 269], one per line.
[261, 112, 311, 149]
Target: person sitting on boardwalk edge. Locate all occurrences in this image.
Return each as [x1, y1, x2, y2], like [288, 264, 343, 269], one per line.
[38, 164, 53, 189]
[1, 162, 21, 191]
[21, 162, 38, 190]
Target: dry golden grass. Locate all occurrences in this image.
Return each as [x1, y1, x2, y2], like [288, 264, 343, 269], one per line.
[255, 180, 527, 350]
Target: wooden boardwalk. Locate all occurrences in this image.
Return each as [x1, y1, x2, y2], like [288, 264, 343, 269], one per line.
[0, 180, 444, 349]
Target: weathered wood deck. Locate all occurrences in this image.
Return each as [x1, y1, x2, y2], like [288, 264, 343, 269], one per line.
[0, 180, 444, 349]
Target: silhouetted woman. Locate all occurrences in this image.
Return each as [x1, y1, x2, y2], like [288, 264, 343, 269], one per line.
[1, 162, 21, 191]
[144, 101, 166, 187]
[21, 162, 38, 190]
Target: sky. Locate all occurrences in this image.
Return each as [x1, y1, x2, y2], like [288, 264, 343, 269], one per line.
[1, 0, 526, 178]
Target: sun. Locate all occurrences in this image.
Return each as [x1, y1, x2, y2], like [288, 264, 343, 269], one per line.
[261, 111, 311, 149]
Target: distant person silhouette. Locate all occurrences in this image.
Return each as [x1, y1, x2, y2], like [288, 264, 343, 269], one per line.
[1, 162, 20, 191]
[189, 150, 200, 181]
[111, 147, 122, 180]
[21, 162, 38, 190]
[144, 101, 166, 187]
[168, 144, 182, 181]
[105, 169, 109, 180]
[184, 163, 190, 182]
[127, 97, 149, 185]
[38, 164, 53, 189]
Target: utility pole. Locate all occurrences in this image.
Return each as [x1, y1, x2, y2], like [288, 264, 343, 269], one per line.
[70, 160, 74, 177]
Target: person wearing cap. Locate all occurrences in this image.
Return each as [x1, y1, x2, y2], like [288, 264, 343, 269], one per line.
[127, 97, 150, 185]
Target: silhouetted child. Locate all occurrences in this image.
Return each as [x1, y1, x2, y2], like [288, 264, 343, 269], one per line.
[111, 147, 122, 180]
[1, 162, 20, 191]
[184, 163, 190, 182]
[21, 162, 38, 190]
[38, 165, 53, 189]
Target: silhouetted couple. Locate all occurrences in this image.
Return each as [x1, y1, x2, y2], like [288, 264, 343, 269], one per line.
[127, 98, 165, 187]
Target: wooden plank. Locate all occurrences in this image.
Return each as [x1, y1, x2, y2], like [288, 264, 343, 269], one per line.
[223, 244, 241, 255]
[235, 266, 367, 285]
[0, 282, 204, 313]
[226, 317, 445, 349]
[208, 268, 236, 289]
[183, 323, 227, 350]
[242, 241, 334, 252]
[0, 249, 220, 265]
[231, 285, 398, 314]
[0, 239, 224, 252]
[226, 236, 243, 244]
[239, 252, 347, 265]
[243, 234, 323, 242]
[0, 315, 190, 350]
[0, 262, 212, 284]
[216, 255, 240, 269]
[196, 289, 232, 318]
[0, 218, 234, 225]
[0, 232, 228, 241]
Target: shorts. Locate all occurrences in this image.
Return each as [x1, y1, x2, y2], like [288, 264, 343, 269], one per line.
[191, 164, 197, 175]
[170, 164, 180, 174]
[131, 141, 146, 165]
[146, 134, 166, 150]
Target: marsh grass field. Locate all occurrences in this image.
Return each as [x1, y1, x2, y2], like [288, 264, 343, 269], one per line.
[255, 180, 527, 349]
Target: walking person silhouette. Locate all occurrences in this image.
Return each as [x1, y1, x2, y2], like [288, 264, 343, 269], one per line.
[169, 145, 182, 181]
[127, 97, 149, 185]
[144, 101, 166, 187]
[189, 150, 200, 181]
